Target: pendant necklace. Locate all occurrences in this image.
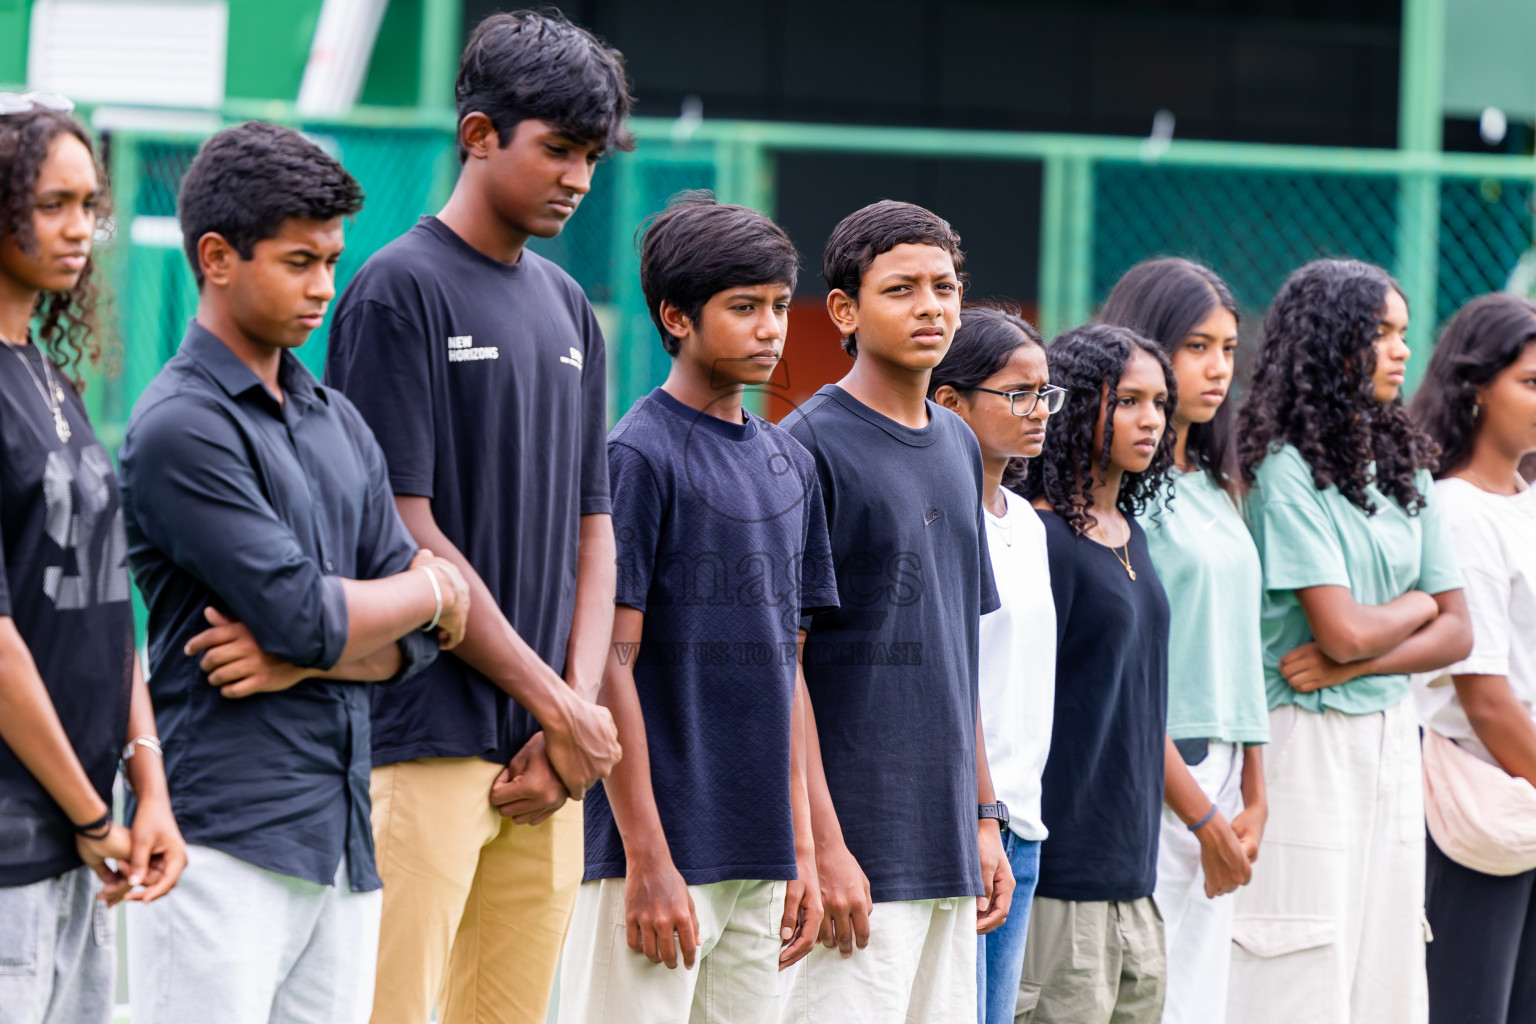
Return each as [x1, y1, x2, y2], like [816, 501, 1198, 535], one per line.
[1111, 542, 1136, 581]
[4, 338, 71, 443]
[1095, 518, 1136, 580]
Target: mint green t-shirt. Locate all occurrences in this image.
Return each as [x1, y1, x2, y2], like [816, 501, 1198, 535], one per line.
[1245, 444, 1463, 714]
[1142, 468, 1270, 744]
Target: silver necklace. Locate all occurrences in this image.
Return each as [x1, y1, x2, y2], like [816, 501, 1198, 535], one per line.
[4, 340, 71, 443]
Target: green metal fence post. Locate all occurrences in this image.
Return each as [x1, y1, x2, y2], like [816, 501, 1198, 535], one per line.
[1038, 154, 1067, 340]
[715, 135, 774, 217]
[1397, 0, 1447, 390]
[608, 147, 650, 422]
[1064, 155, 1095, 331]
[418, 0, 461, 113]
[1038, 153, 1094, 340]
[96, 130, 144, 451]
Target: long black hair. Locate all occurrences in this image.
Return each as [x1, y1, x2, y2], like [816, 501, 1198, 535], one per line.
[1411, 293, 1536, 476]
[0, 106, 109, 388]
[1237, 259, 1436, 514]
[1021, 323, 1178, 536]
[1100, 257, 1240, 488]
[928, 304, 1045, 495]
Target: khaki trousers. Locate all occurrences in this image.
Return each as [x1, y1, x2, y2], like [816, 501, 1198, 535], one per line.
[369, 757, 584, 1024]
[1017, 896, 1165, 1024]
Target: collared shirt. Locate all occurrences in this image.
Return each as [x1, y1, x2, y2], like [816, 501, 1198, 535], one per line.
[119, 323, 437, 891]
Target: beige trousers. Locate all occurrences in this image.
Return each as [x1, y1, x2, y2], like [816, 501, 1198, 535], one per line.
[1017, 896, 1165, 1024]
[558, 876, 787, 1024]
[369, 757, 583, 1024]
[1226, 701, 1429, 1024]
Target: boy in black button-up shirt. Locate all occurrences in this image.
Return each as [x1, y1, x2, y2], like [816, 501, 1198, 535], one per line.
[119, 122, 470, 1024]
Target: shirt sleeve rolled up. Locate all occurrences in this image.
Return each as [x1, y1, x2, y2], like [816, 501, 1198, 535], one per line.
[123, 398, 348, 670]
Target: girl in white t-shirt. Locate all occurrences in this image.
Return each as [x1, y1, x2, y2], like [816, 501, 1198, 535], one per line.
[1410, 293, 1536, 1024]
[930, 306, 1063, 1024]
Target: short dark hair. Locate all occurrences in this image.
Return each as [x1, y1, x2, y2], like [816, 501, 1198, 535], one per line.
[456, 9, 634, 163]
[822, 200, 964, 356]
[640, 191, 799, 356]
[178, 121, 363, 287]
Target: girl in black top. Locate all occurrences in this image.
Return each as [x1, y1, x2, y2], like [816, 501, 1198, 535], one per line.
[1016, 324, 1176, 1024]
[0, 98, 184, 1019]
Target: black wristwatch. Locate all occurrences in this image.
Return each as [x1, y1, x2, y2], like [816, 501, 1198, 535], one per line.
[979, 801, 1010, 831]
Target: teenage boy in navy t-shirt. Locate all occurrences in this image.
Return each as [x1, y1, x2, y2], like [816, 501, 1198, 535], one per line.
[778, 201, 1013, 1024]
[558, 192, 838, 1024]
[323, 11, 631, 1024]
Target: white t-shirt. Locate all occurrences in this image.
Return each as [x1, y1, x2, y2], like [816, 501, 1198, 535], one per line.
[979, 487, 1057, 841]
[1413, 477, 1536, 764]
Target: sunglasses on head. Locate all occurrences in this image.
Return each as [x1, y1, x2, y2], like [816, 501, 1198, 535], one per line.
[0, 92, 76, 116]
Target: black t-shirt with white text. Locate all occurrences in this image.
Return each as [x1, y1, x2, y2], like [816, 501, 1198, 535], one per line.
[325, 217, 610, 766]
[0, 342, 132, 886]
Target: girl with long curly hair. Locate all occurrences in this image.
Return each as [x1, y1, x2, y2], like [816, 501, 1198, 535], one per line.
[1015, 323, 1175, 1024]
[1228, 259, 1470, 1024]
[930, 307, 1064, 1024]
[1101, 259, 1268, 1024]
[0, 98, 184, 1020]
[1409, 293, 1536, 1024]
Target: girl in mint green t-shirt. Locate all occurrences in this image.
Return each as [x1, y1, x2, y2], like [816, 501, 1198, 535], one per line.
[1227, 259, 1470, 1024]
[1104, 259, 1269, 1024]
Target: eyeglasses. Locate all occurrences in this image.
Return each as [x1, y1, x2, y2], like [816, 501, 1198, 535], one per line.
[961, 384, 1068, 417]
[0, 92, 76, 116]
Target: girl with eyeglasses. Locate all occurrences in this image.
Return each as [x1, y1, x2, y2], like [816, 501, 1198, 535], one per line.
[929, 306, 1064, 1024]
[0, 99, 184, 1021]
[1228, 259, 1469, 1024]
[1409, 293, 1536, 1024]
[1015, 323, 1176, 1024]
[1100, 259, 1269, 1024]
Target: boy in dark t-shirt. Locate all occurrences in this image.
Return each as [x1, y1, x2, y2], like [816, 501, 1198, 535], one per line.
[323, 11, 632, 1024]
[557, 194, 837, 1024]
[778, 201, 1012, 1024]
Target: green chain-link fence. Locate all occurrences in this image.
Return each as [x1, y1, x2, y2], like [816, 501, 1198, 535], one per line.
[83, 112, 1536, 446]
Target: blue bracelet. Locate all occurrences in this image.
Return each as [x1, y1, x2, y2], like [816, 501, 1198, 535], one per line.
[1188, 805, 1218, 833]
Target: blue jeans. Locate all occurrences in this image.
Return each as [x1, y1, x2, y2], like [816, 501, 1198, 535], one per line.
[977, 831, 1042, 1024]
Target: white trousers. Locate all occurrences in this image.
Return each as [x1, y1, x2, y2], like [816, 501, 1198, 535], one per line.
[0, 867, 113, 1024]
[127, 844, 382, 1024]
[1154, 740, 1243, 1024]
[558, 876, 787, 1024]
[1226, 702, 1428, 1024]
[780, 897, 978, 1024]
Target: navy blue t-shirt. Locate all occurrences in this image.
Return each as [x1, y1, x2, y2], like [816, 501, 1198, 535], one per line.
[0, 342, 132, 887]
[583, 389, 838, 884]
[1035, 510, 1170, 902]
[325, 217, 610, 766]
[782, 385, 998, 903]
